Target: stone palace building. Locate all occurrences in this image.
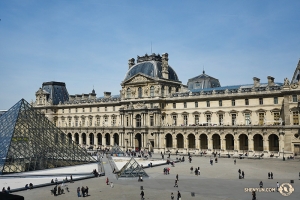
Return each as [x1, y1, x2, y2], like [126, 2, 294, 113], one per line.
[32, 53, 300, 157]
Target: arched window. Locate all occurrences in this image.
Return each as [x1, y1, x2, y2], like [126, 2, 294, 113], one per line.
[138, 87, 142, 98]
[136, 114, 141, 127]
[150, 86, 154, 97]
[127, 88, 131, 98]
[169, 86, 172, 95]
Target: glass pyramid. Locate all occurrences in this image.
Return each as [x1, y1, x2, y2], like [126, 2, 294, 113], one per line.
[117, 157, 149, 178]
[109, 144, 125, 156]
[0, 99, 97, 174]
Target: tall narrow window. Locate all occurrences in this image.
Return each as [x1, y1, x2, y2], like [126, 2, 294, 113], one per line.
[68, 118, 71, 127]
[194, 115, 199, 124]
[259, 98, 263, 105]
[96, 117, 100, 126]
[232, 99, 235, 106]
[183, 102, 187, 108]
[127, 88, 131, 98]
[231, 114, 236, 125]
[62, 109, 64, 113]
[104, 116, 108, 126]
[69, 108, 71, 113]
[206, 114, 211, 123]
[150, 86, 154, 97]
[206, 101, 210, 107]
[245, 99, 249, 105]
[161, 86, 164, 97]
[105, 107, 107, 111]
[218, 114, 223, 125]
[90, 107, 92, 112]
[150, 116, 154, 126]
[113, 106, 115, 111]
[126, 116, 129, 126]
[219, 100, 222, 107]
[138, 87, 142, 98]
[293, 111, 299, 125]
[172, 116, 177, 126]
[89, 118, 92, 126]
[169, 86, 172, 95]
[97, 107, 100, 112]
[259, 113, 264, 125]
[75, 118, 78, 127]
[195, 102, 198, 108]
[83, 108, 85, 112]
[173, 103, 176, 108]
[183, 115, 188, 126]
[274, 97, 278, 104]
[112, 116, 116, 126]
[245, 113, 251, 125]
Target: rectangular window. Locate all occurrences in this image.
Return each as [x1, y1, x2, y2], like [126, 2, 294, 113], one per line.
[183, 115, 188, 125]
[232, 99, 235, 106]
[62, 109, 64, 113]
[161, 103, 165, 109]
[259, 113, 264, 125]
[173, 103, 176, 109]
[82, 118, 85, 127]
[150, 103, 153, 108]
[231, 114, 236, 125]
[206, 101, 210, 107]
[113, 106, 115, 111]
[61, 118, 65, 127]
[150, 116, 154, 126]
[76, 108, 78, 113]
[245, 99, 249, 105]
[195, 102, 198, 108]
[292, 95, 297, 102]
[194, 115, 199, 124]
[126, 116, 129, 126]
[90, 107, 92, 112]
[172, 116, 177, 126]
[105, 107, 107, 111]
[112, 116, 116, 126]
[97, 107, 100, 112]
[245, 113, 251, 125]
[259, 98, 263, 105]
[219, 100, 222, 107]
[274, 97, 278, 104]
[89, 118, 92, 126]
[218, 114, 223, 125]
[206, 114, 211, 123]
[69, 108, 71, 113]
[274, 112, 280, 125]
[184, 102, 187, 108]
[293, 111, 299, 125]
[104, 116, 108, 125]
[82, 108, 85, 112]
[97, 117, 100, 126]
[75, 119, 78, 127]
[68, 118, 71, 127]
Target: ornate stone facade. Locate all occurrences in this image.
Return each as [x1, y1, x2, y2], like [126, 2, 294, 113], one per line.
[33, 54, 300, 157]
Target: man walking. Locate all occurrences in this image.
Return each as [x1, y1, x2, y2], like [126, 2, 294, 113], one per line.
[174, 179, 178, 187]
[176, 174, 178, 181]
[140, 190, 144, 200]
[177, 191, 181, 200]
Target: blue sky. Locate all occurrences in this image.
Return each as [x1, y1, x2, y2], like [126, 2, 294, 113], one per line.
[1, 0, 300, 109]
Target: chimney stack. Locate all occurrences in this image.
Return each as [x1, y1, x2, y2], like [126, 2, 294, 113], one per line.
[162, 53, 169, 79]
[267, 76, 275, 86]
[253, 77, 260, 87]
[104, 91, 111, 98]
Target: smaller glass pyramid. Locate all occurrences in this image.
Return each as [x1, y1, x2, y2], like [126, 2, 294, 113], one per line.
[0, 99, 97, 174]
[109, 144, 125, 156]
[117, 157, 149, 178]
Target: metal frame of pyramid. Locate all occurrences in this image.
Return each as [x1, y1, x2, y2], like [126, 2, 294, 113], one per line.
[109, 144, 125, 156]
[0, 99, 97, 174]
[117, 157, 149, 178]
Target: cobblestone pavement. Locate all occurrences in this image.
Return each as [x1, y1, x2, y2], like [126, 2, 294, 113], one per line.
[14, 155, 300, 200]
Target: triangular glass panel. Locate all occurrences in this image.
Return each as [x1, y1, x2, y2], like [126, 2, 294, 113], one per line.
[117, 157, 149, 178]
[0, 99, 97, 174]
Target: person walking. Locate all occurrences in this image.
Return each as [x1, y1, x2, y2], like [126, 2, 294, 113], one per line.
[268, 172, 270, 179]
[174, 179, 178, 187]
[140, 190, 144, 200]
[190, 166, 193, 174]
[106, 177, 109, 185]
[177, 191, 181, 200]
[85, 186, 89, 196]
[252, 191, 256, 200]
[81, 186, 85, 197]
[171, 192, 174, 200]
[198, 167, 200, 175]
[242, 171, 245, 179]
[276, 182, 279, 192]
[259, 181, 263, 188]
[234, 159, 236, 165]
[176, 174, 178, 181]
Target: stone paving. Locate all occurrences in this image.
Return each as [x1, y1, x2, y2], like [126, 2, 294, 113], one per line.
[13, 155, 300, 200]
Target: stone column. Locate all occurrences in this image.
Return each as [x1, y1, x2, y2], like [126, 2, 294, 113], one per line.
[79, 133, 83, 146]
[173, 136, 176, 149]
[199, 138, 202, 150]
[264, 138, 269, 151]
[72, 134, 75, 142]
[93, 134, 97, 146]
[248, 136, 254, 151]
[195, 137, 198, 149]
[236, 139, 240, 151]
[102, 134, 105, 146]
[141, 133, 144, 148]
[221, 138, 226, 150]
[111, 134, 114, 146]
[207, 136, 213, 150]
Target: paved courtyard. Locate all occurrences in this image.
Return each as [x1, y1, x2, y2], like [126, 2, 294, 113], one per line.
[13, 155, 300, 200]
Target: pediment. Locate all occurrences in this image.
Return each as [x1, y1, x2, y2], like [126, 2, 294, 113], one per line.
[123, 73, 154, 85]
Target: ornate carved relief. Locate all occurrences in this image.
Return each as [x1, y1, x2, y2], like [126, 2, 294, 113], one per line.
[130, 76, 148, 83]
